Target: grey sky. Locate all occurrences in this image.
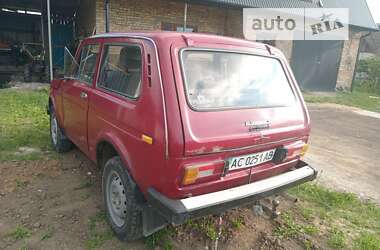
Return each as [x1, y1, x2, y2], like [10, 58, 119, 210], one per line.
[366, 0, 380, 23]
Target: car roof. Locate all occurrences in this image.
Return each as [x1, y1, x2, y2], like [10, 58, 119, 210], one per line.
[90, 31, 269, 51]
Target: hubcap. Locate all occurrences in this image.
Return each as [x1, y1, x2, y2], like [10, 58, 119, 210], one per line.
[106, 171, 127, 227]
[51, 115, 58, 145]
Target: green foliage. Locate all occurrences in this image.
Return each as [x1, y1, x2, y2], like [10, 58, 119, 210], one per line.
[356, 57, 380, 94]
[354, 232, 380, 250]
[231, 216, 244, 229]
[8, 226, 31, 241]
[275, 212, 318, 238]
[289, 183, 380, 248]
[0, 88, 52, 161]
[303, 91, 380, 112]
[40, 227, 55, 241]
[144, 227, 174, 250]
[185, 217, 218, 240]
[327, 228, 346, 249]
[85, 211, 114, 250]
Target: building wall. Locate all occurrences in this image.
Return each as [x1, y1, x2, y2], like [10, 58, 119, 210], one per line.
[336, 30, 363, 91]
[275, 40, 293, 63]
[95, 0, 242, 38]
[91, 0, 363, 92]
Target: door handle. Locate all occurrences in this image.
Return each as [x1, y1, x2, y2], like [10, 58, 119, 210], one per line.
[80, 92, 88, 99]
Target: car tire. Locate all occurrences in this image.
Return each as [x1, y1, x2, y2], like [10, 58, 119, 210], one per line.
[49, 108, 73, 153]
[102, 156, 143, 241]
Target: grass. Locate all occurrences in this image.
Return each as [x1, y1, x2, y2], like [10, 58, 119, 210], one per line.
[275, 212, 318, 238]
[85, 211, 115, 250]
[354, 232, 380, 250]
[7, 226, 31, 241]
[185, 217, 219, 241]
[302, 90, 380, 113]
[0, 88, 52, 161]
[74, 179, 94, 190]
[231, 216, 244, 229]
[328, 228, 346, 249]
[41, 227, 55, 241]
[288, 183, 380, 249]
[144, 227, 174, 250]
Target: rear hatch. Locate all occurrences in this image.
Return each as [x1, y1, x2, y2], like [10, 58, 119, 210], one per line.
[171, 41, 308, 157]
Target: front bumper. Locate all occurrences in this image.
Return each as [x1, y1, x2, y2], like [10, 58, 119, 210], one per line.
[146, 161, 317, 225]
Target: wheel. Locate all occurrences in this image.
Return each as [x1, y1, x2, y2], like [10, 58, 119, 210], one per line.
[103, 156, 143, 241]
[49, 108, 73, 153]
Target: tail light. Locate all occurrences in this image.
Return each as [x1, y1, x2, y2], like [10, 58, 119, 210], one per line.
[181, 161, 225, 186]
[284, 141, 309, 161]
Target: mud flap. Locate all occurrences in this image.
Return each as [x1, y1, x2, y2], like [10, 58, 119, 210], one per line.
[142, 204, 168, 237]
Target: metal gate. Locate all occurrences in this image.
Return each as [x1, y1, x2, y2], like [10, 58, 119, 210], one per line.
[291, 40, 344, 92]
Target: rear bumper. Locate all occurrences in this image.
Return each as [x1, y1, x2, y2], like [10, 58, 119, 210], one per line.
[146, 161, 317, 225]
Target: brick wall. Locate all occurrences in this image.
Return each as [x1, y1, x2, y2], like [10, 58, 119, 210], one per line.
[336, 30, 363, 91]
[94, 0, 242, 38]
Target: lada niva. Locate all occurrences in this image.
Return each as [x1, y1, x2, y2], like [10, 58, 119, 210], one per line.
[48, 32, 317, 240]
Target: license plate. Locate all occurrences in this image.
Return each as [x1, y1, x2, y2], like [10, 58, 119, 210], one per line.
[227, 149, 276, 171]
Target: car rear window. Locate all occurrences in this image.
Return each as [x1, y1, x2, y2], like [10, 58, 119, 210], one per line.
[181, 50, 296, 110]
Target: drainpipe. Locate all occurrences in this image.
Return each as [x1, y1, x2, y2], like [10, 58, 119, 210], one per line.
[104, 0, 110, 33]
[47, 0, 53, 81]
[183, 3, 188, 32]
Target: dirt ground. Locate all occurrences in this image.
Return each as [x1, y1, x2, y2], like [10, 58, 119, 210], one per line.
[0, 150, 323, 250]
[0, 102, 379, 249]
[306, 103, 380, 204]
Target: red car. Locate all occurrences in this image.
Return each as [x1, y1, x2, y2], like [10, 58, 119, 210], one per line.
[48, 32, 317, 241]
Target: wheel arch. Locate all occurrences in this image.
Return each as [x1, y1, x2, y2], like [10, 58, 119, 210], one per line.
[95, 135, 136, 179]
[96, 136, 145, 202]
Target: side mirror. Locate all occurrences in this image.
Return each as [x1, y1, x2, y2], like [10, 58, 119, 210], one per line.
[64, 47, 78, 78]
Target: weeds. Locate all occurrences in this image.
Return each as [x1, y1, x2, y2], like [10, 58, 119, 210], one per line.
[74, 179, 94, 190]
[275, 212, 318, 239]
[8, 226, 31, 241]
[231, 216, 244, 229]
[186, 217, 218, 240]
[144, 227, 174, 250]
[41, 227, 55, 241]
[288, 183, 380, 249]
[327, 228, 346, 249]
[354, 232, 380, 250]
[85, 211, 114, 250]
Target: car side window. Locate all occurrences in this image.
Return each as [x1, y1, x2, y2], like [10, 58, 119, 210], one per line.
[76, 44, 100, 84]
[98, 44, 142, 99]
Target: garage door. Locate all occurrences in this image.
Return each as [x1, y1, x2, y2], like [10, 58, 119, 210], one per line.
[291, 40, 343, 92]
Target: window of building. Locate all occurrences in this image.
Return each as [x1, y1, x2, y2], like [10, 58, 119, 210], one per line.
[161, 22, 197, 32]
[98, 44, 142, 99]
[76, 44, 100, 84]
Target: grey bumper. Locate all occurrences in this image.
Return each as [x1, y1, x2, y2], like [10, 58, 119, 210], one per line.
[147, 161, 317, 225]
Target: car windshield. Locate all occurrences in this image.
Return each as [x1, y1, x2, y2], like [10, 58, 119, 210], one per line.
[181, 50, 296, 110]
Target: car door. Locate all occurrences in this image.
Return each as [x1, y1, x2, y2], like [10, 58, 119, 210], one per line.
[62, 43, 101, 153]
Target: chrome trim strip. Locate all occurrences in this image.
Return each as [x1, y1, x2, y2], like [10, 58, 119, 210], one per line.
[180, 166, 315, 211]
[91, 34, 169, 159]
[186, 136, 301, 155]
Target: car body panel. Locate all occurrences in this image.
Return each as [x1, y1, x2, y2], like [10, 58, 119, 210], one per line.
[49, 32, 311, 200]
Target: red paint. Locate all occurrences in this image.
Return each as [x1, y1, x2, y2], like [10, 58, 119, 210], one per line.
[49, 32, 310, 199]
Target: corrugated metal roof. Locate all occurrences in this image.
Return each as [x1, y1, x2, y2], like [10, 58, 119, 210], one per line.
[187, 0, 378, 31]
[321, 0, 378, 31]
[186, 0, 319, 8]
